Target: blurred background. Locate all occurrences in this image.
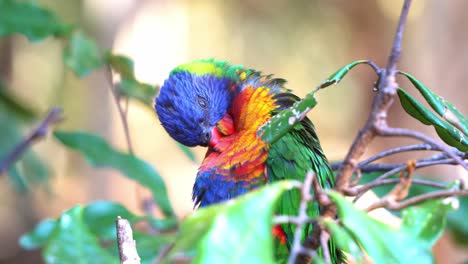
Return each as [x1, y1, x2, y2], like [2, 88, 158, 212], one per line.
[0, 0, 467, 263]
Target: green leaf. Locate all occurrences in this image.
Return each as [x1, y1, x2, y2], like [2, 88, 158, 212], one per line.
[259, 93, 317, 144]
[64, 31, 104, 77]
[399, 72, 468, 136]
[19, 219, 56, 250]
[118, 79, 158, 107]
[447, 196, 468, 245]
[83, 201, 139, 241]
[134, 232, 176, 264]
[397, 88, 468, 151]
[324, 219, 364, 263]
[106, 53, 158, 107]
[165, 181, 295, 264]
[401, 198, 456, 246]
[43, 206, 116, 264]
[0, 0, 72, 41]
[176, 142, 197, 163]
[106, 53, 135, 80]
[328, 191, 433, 264]
[54, 130, 175, 218]
[319, 60, 369, 88]
[0, 85, 37, 121]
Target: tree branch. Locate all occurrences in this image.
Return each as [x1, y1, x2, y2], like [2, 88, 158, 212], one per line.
[367, 189, 468, 212]
[289, 171, 315, 264]
[344, 177, 447, 197]
[106, 65, 134, 154]
[116, 216, 141, 264]
[356, 143, 433, 169]
[335, 0, 413, 191]
[0, 107, 63, 174]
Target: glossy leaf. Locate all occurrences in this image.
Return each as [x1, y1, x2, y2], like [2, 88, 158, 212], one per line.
[328, 191, 433, 263]
[43, 206, 116, 264]
[397, 88, 468, 151]
[259, 93, 317, 144]
[54, 130, 175, 218]
[401, 198, 456, 246]
[19, 219, 56, 250]
[319, 60, 369, 88]
[64, 31, 103, 77]
[324, 219, 364, 263]
[165, 181, 295, 264]
[399, 72, 468, 136]
[0, 0, 72, 41]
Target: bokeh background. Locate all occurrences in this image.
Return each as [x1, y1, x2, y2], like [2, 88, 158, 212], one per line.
[0, 0, 467, 263]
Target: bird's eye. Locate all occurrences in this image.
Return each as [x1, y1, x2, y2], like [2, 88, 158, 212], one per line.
[197, 96, 208, 109]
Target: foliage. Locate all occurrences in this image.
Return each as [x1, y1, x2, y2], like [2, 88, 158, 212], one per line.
[0, 1, 466, 264]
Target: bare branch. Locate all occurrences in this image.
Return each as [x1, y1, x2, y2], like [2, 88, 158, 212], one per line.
[356, 143, 433, 169]
[0, 107, 63, 174]
[378, 127, 468, 170]
[345, 177, 447, 198]
[367, 189, 468, 212]
[335, 0, 413, 191]
[106, 65, 134, 154]
[365, 161, 416, 211]
[320, 230, 331, 264]
[288, 171, 315, 264]
[116, 216, 141, 264]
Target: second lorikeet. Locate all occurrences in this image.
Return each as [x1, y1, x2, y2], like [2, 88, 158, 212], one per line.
[155, 59, 342, 263]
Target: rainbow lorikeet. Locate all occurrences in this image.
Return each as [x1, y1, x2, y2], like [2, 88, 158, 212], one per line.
[155, 59, 341, 263]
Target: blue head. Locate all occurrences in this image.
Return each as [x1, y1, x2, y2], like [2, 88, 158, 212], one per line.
[155, 60, 242, 146]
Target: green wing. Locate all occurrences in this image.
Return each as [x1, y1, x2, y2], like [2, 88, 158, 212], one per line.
[266, 93, 340, 263]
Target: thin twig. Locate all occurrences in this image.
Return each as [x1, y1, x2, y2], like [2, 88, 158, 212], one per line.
[154, 243, 175, 264]
[0, 107, 63, 174]
[378, 127, 468, 170]
[335, 0, 413, 191]
[365, 161, 416, 211]
[288, 171, 315, 264]
[274, 215, 315, 225]
[367, 189, 468, 212]
[331, 151, 464, 173]
[106, 65, 134, 154]
[345, 178, 447, 197]
[320, 230, 331, 264]
[116, 216, 141, 264]
[356, 143, 434, 169]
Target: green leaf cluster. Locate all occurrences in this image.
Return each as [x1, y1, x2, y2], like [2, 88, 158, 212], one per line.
[398, 72, 468, 151]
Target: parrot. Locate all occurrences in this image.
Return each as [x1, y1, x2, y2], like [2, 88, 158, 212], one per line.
[155, 59, 342, 263]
